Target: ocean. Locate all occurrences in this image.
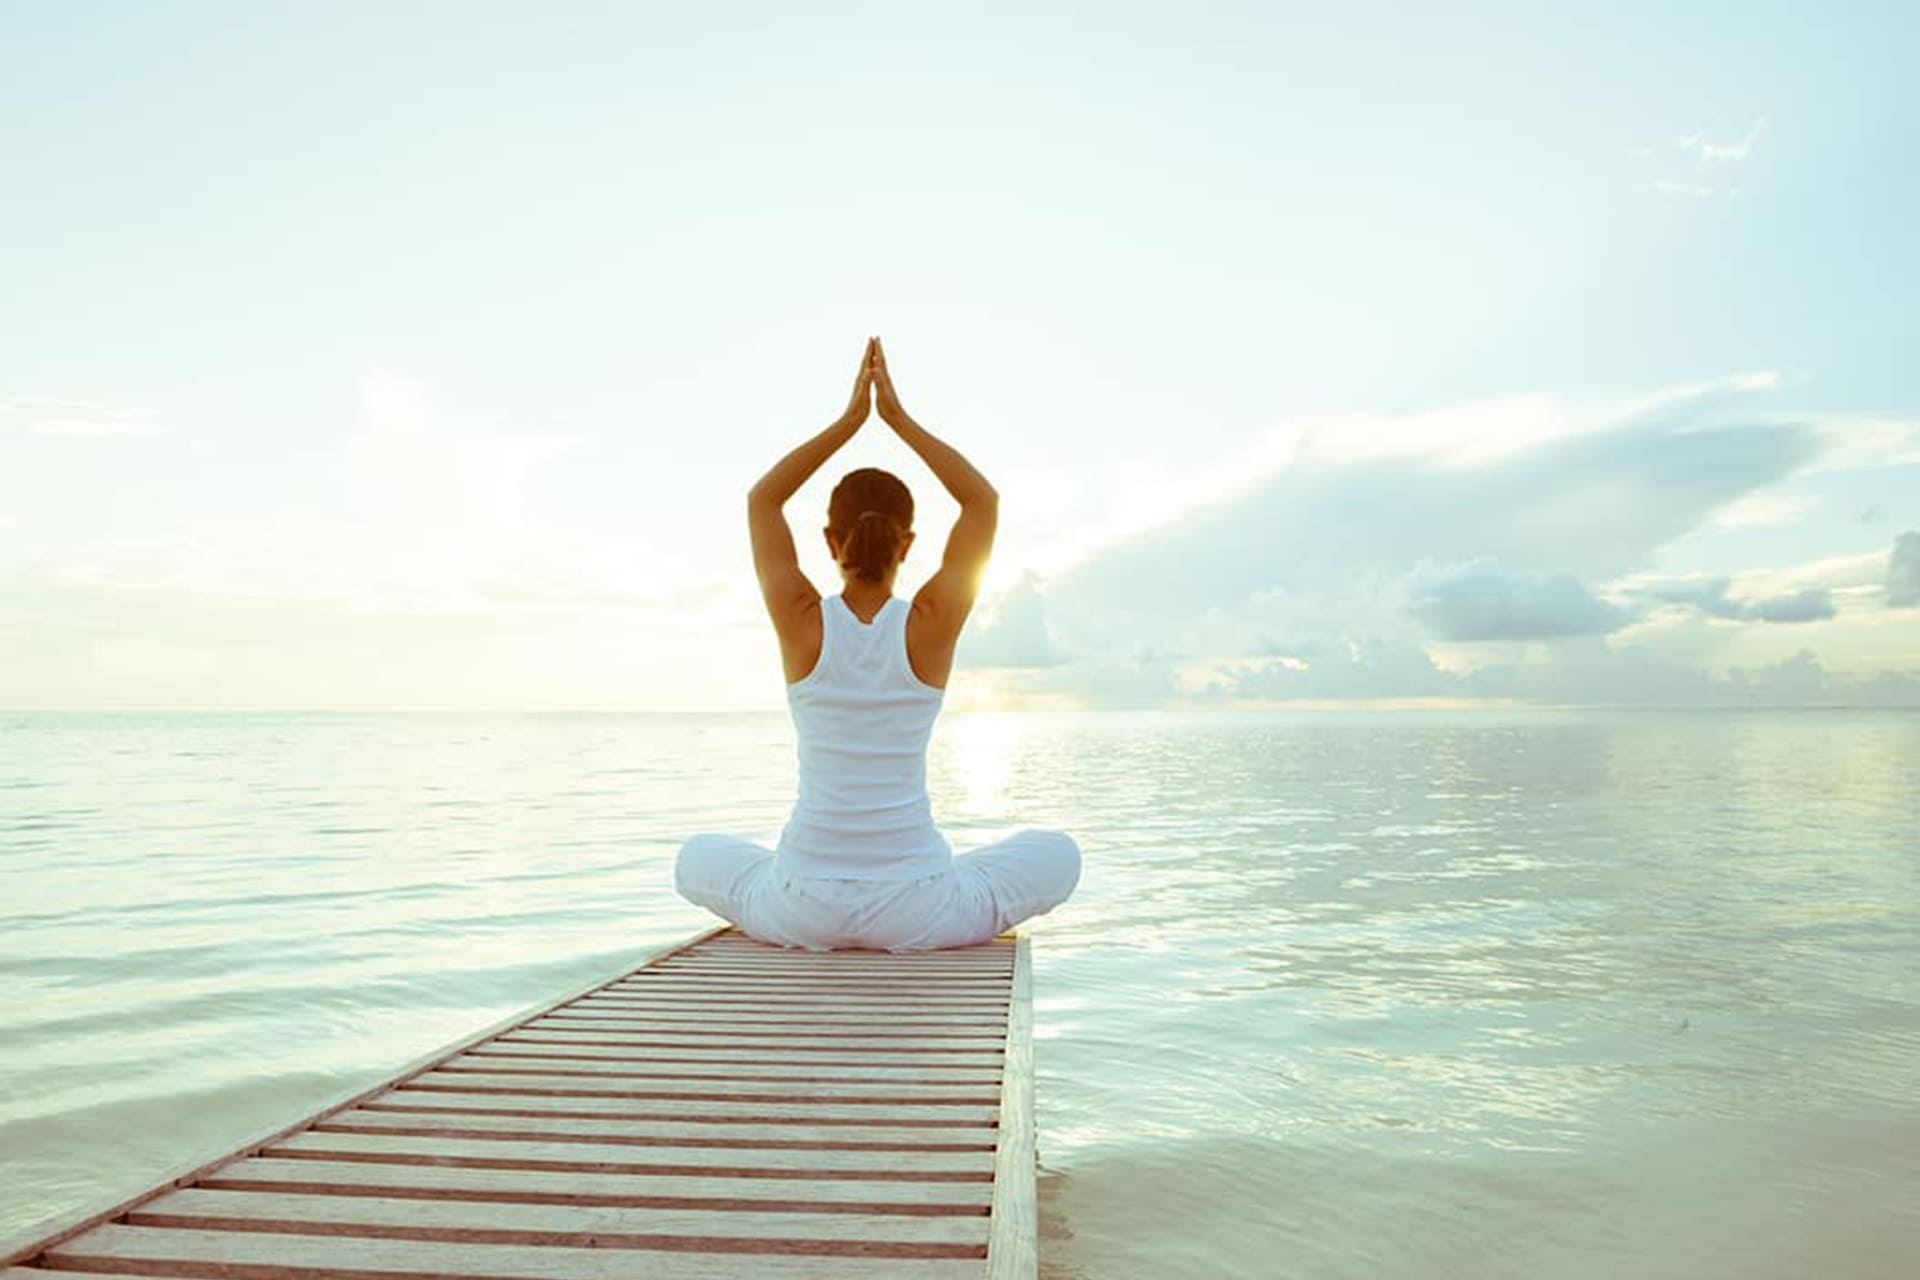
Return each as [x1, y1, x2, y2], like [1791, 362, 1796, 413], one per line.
[2, 708, 1915, 1277]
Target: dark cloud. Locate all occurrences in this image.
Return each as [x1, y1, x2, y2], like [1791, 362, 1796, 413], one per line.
[1888, 531, 1920, 609]
[1407, 558, 1630, 641]
[955, 570, 1068, 669]
[1744, 587, 1834, 624]
[1039, 409, 1821, 658]
[1621, 576, 1835, 624]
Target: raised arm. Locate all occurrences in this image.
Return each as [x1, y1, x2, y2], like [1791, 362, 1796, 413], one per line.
[747, 338, 875, 617]
[870, 338, 998, 626]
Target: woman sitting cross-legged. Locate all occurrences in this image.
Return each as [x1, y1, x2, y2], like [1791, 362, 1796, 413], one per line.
[674, 336, 1081, 951]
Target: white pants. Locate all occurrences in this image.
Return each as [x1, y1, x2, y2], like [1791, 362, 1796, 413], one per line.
[673, 828, 1082, 952]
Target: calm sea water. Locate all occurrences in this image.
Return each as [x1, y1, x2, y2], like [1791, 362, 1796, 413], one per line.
[2, 708, 1916, 1277]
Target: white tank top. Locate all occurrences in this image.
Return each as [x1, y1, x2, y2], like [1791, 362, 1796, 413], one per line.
[775, 592, 954, 881]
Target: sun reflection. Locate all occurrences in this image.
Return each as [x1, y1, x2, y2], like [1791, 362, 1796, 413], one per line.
[938, 711, 1026, 824]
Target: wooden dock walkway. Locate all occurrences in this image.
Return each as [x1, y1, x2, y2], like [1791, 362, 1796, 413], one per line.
[0, 923, 1038, 1279]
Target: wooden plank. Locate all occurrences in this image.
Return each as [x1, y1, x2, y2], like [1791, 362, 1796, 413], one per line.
[355, 1093, 998, 1126]
[580, 992, 1009, 1009]
[435, 1043, 1006, 1074]
[539, 1009, 1007, 1029]
[0, 922, 732, 1268]
[319, 1107, 1000, 1150]
[418, 1069, 999, 1101]
[544, 1014, 1007, 1033]
[599, 990, 1013, 1005]
[491, 1040, 1003, 1061]
[526, 1018, 1008, 1040]
[42, 1225, 988, 1277]
[985, 932, 1037, 1280]
[126, 1186, 992, 1247]
[495, 1030, 1004, 1053]
[204, 1155, 997, 1210]
[348, 1091, 1001, 1126]
[270, 1130, 995, 1178]
[459, 1047, 1001, 1080]
[614, 982, 1013, 990]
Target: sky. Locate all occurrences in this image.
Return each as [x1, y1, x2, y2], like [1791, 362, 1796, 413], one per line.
[3, 0, 1917, 711]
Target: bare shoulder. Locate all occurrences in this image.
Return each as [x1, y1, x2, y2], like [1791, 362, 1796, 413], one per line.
[906, 582, 978, 691]
[906, 494, 996, 690]
[771, 589, 825, 685]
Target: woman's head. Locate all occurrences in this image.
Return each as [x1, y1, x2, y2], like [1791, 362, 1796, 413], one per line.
[825, 468, 915, 585]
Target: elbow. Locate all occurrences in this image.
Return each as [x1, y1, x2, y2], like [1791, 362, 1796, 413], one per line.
[969, 483, 999, 508]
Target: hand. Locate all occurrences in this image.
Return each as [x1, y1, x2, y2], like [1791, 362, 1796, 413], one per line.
[870, 336, 911, 429]
[835, 337, 877, 431]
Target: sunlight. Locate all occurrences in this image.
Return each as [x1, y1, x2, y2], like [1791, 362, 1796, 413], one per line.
[942, 710, 1026, 821]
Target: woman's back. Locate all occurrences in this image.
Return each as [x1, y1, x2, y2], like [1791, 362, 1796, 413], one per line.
[775, 592, 954, 881]
[675, 336, 1078, 949]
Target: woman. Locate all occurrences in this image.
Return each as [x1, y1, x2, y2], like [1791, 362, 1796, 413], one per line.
[674, 336, 1082, 951]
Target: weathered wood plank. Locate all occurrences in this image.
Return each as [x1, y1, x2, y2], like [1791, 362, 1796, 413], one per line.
[459, 1047, 1001, 1080]
[271, 1130, 996, 1178]
[414, 1069, 999, 1101]
[581, 992, 1009, 1009]
[204, 1156, 997, 1210]
[496, 1030, 1005, 1053]
[518, 1028, 1013, 1043]
[557, 1002, 1006, 1026]
[320, 1107, 1000, 1149]
[456, 1039, 1005, 1067]
[614, 982, 1013, 997]
[127, 1186, 992, 1246]
[357, 1093, 998, 1126]
[310, 1092, 1000, 1127]
[43, 1225, 989, 1277]
[986, 932, 1037, 1280]
[524, 1019, 1008, 1041]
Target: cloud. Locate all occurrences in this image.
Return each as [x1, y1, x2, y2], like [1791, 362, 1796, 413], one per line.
[1711, 492, 1815, 528]
[1192, 641, 1920, 709]
[956, 570, 1068, 669]
[1744, 587, 1835, 624]
[1677, 118, 1767, 164]
[1889, 531, 1920, 609]
[1, 394, 170, 438]
[1622, 575, 1747, 620]
[1651, 118, 1766, 198]
[1034, 383, 1820, 660]
[1198, 638, 1454, 702]
[1618, 575, 1836, 624]
[951, 372, 1920, 708]
[1800, 414, 1920, 473]
[1407, 558, 1629, 642]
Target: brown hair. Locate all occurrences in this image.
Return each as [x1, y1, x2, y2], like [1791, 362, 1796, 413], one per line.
[827, 468, 913, 584]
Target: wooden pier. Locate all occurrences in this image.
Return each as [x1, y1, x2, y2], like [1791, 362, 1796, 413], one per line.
[0, 923, 1037, 1278]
